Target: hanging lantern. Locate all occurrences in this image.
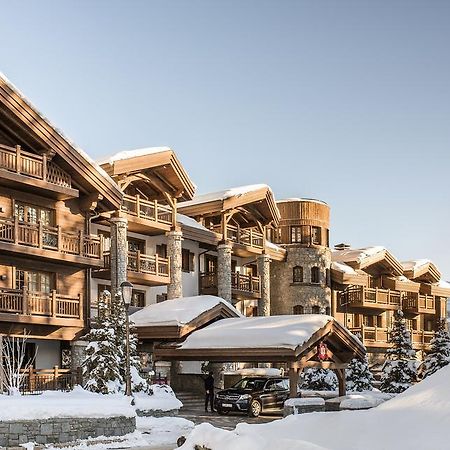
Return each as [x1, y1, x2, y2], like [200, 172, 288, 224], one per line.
[317, 342, 328, 361]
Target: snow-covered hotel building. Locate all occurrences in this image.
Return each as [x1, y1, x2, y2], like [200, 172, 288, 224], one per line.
[0, 73, 448, 379]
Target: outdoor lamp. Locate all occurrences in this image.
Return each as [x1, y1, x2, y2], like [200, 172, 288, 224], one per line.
[121, 281, 133, 307]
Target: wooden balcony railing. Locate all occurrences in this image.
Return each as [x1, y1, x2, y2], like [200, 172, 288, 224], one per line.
[0, 144, 72, 188]
[340, 286, 401, 309]
[411, 330, 434, 346]
[103, 250, 170, 278]
[212, 224, 264, 249]
[350, 326, 389, 346]
[0, 217, 103, 260]
[121, 194, 173, 225]
[200, 271, 261, 296]
[0, 288, 82, 319]
[403, 294, 436, 314]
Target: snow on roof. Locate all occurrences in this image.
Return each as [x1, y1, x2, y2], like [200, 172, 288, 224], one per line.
[266, 241, 285, 253]
[401, 259, 433, 271]
[176, 214, 213, 234]
[179, 184, 270, 208]
[332, 246, 386, 264]
[0, 72, 116, 189]
[436, 279, 450, 289]
[130, 295, 241, 327]
[98, 146, 172, 166]
[277, 198, 328, 206]
[331, 261, 358, 275]
[179, 315, 332, 350]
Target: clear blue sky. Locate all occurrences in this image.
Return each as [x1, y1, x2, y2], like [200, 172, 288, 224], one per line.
[1, 1, 449, 277]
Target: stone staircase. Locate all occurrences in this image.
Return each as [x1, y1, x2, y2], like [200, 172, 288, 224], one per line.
[176, 391, 205, 411]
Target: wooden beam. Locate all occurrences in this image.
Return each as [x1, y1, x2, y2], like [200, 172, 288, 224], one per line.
[335, 368, 346, 397]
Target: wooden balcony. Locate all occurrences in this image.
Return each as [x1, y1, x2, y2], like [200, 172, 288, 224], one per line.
[93, 250, 170, 286]
[350, 326, 390, 348]
[121, 194, 173, 234]
[212, 224, 265, 257]
[0, 288, 83, 327]
[350, 326, 433, 350]
[340, 286, 401, 311]
[200, 271, 261, 301]
[0, 217, 103, 267]
[0, 144, 78, 199]
[403, 294, 436, 315]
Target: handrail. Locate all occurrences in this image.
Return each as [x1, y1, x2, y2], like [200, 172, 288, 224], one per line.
[0, 217, 102, 259]
[103, 250, 170, 277]
[200, 271, 261, 294]
[0, 288, 82, 319]
[0, 144, 72, 188]
[340, 286, 401, 307]
[121, 194, 173, 225]
[211, 224, 264, 249]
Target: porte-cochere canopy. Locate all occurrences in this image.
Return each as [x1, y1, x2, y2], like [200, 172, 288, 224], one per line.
[154, 314, 366, 397]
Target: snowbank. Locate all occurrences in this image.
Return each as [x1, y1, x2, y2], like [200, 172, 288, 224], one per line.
[136, 416, 194, 446]
[134, 384, 183, 412]
[180, 365, 450, 450]
[339, 391, 393, 410]
[0, 386, 135, 421]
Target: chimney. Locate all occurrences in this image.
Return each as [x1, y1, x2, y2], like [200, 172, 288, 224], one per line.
[334, 243, 351, 251]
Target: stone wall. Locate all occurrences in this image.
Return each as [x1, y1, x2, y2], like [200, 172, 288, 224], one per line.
[0, 416, 136, 447]
[271, 245, 331, 315]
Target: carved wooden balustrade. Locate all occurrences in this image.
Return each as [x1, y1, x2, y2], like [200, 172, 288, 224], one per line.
[0, 144, 72, 188]
[200, 271, 261, 297]
[121, 194, 173, 225]
[102, 250, 170, 277]
[211, 224, 264, 249]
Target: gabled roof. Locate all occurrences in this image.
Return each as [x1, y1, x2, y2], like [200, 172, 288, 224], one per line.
[402, 259, 441, 283]
[99, 146, 195, 202]
[154, 315, 365, 363]
[178, 184, 281, 227]
[332, 246, 403, 276]
[0, 73, 122, 211]
[130, 295, 241, 340]
[330, 261, 369, 286]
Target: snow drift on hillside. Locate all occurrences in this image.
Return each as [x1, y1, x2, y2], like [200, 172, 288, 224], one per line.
[180, 365, 450, 450]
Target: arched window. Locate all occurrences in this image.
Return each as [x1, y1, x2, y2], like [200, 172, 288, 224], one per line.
[311, 266, 320, 283]
[311, 305, 320, 314]
[293, 305, 304, 315]
[293, 266, 303, 283]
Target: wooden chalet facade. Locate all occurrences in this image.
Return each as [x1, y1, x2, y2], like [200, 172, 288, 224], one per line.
[331, 247, 450, 360]
[0, 74, 122, 370]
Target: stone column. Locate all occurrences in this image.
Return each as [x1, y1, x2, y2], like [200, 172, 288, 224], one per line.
[257, 253, 271, 316]
[110, 216, 128, 299]
[217, 242, 232, 303]
[167, 230, 183, 299]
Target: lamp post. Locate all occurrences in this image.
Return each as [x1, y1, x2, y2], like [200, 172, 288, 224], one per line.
[121, 281, 133, 397]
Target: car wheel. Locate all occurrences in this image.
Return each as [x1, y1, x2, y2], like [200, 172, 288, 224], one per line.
[249, 399, 262, 417]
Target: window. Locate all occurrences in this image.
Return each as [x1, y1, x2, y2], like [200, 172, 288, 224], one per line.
[156, 244, 167, 259]
[312, 305, 321, 314]
[325, 306, 331, 316]
[290, 226, 302, 244]
[97, 284, 145, 307]
[15, 269, 54, 293]
[293, 305, 304, 315]
[14, 202, 54, 226]
[182, 248, 195, 272]
[98, 230, 111, 252]
[246, 306, 258, 317]
[128, 237, 145, 253]
[311, 227, 321, 245]
[363, 315, 375, 327]
[376, 315, 383, 327]
[293, 266, 304, 283]
[311, 266, 320, 283]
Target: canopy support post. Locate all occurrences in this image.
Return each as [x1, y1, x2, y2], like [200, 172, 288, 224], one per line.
[289, 364, 302, 398]
[335, 368, 346, 397]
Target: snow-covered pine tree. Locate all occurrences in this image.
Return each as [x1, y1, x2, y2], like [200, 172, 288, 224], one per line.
[380, 309, 418, 393]
[346, 355, 374, 392]
[301, 368, 337, 391]
[422, 319, 450, 379]
[82, 291, 123, 393]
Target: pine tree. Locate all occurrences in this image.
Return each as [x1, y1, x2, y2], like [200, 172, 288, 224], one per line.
[82, 291, 123, 394]
[346, 355, 374, 392]
[301, 368, 337, 391]
[422, 319, 450, 379]
[380, 309, 418, 393]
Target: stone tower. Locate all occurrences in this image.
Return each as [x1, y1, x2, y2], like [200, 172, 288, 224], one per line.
[270, 198, 331, 315]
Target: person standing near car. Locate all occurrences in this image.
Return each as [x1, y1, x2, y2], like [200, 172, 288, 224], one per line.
[204, 371, 215, 413]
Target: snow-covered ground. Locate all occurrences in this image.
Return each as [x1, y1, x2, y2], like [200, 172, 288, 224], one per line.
[134, 384, 183, 412]
[179, 365, 450, 450]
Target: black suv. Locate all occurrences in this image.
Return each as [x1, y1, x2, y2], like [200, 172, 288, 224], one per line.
[214, 376, 290, 417]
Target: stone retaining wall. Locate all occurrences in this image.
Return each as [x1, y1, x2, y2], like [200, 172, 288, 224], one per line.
[0, 416, 136, 448]
[136, 408, 179, 417]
